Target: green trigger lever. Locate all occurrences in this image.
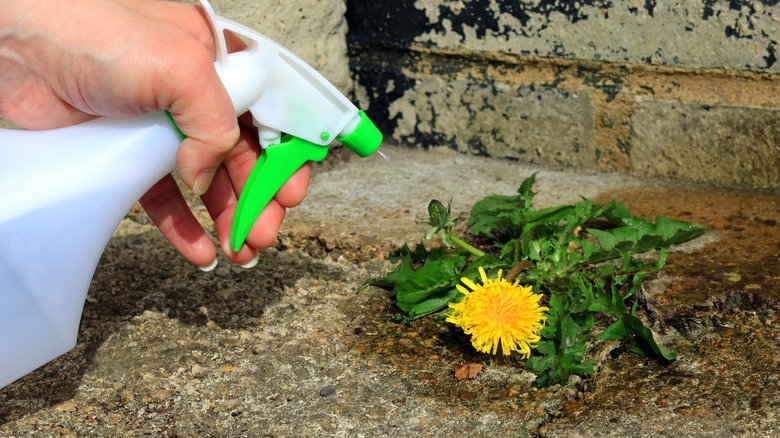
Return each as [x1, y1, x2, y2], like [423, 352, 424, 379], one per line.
[229, 136, 328, 252]
[230, 110, 382, 252]
[166, 110, 382, 254]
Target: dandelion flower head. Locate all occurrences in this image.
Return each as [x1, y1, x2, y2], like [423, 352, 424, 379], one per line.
[446, 266, 548, 358]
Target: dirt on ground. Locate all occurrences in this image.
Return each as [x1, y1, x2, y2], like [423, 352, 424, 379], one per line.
[1, 146, 778, 437]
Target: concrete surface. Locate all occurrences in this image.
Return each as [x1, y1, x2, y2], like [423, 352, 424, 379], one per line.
[1, 145, 778, 436]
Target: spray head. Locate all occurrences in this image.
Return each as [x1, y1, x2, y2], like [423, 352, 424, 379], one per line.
[338, 111, 384, 158]
[191, 1, 382, 252]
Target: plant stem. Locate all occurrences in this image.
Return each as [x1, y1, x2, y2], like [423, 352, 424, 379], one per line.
[449, 234, 485, 258]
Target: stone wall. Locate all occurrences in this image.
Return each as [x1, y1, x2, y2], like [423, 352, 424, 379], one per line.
[209, 0, 352, 93]
[346, 1, 780, 189]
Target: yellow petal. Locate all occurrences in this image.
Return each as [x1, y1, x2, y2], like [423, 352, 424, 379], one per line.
[460, 277, 478, 291]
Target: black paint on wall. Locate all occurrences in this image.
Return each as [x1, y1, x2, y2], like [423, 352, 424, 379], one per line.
[345, 0, 616, 136]
[347, 48, 416, 143]
[345, 0, 779, 154]
[348, 46, 546, 151]
[765, 43, 778, 68]
[346, 0, 615, 48]
[628, 1, 656, 16]
[345, 1, 430, 48]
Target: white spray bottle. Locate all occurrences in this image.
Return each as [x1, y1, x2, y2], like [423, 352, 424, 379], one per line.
[0, 0, 382, 389]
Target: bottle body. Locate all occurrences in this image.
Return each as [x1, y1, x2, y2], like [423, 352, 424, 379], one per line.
[0, 112, 179, 388]
[0, 0, 382, 390]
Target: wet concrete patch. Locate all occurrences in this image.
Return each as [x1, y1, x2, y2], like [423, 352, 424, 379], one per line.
[542, 183, 780, 436]
[542, 311, 780, 436]
[595, 183, 779, 318]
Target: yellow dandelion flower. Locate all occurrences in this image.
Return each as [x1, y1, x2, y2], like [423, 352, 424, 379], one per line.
[446, 266, 548, 358]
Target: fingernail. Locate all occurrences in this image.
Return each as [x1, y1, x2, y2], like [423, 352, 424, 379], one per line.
[240, 253, 260, 269]
[193, 170, 215, 196]
[198, 258, 218, 272]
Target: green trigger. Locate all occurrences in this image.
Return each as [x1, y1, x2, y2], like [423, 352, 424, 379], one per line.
[229, 136, 328, 252]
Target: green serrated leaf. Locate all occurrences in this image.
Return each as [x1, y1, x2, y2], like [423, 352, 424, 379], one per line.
[598, 318, 631, 341]
[467, 194, 524, 238]
[519, 204, 576, 227]
[467, 174, 540, 239]
[398, 287, 462, 319]
[517, 172, 538, 209]
[393, 253, 467, 305]
[365, 258, 416, 293]
[621, 313, 677, 360]
[370, 174, 701, 386]
[388, 242, 447, 265]
[655, 216, 709, 242]
[597, 314, 676, 361]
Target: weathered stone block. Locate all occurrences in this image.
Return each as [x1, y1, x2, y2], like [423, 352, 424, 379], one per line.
[348, 0, 779, 73]
[347, 0, 780, 188]
[387, 75, 599, 167]
[630, 98, 780, 188]
[202, 0, 352, 93]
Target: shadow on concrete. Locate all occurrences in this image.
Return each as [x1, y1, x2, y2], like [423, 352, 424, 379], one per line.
[0, 225, 339, 423]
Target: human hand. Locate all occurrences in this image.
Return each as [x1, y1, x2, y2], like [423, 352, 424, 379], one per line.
[0, 0, 310, 268]
[140, 130, 312, 270]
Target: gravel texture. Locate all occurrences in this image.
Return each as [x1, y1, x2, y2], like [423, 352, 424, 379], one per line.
[1, 145, 778, 437]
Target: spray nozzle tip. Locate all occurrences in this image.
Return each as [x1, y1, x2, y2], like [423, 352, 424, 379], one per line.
[338, 111, 383, 158]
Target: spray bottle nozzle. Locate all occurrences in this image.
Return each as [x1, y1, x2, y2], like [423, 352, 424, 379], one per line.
[228, 110, 382, 252]
[338, 111, 383, 158]
[190, 1, 384, 251]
